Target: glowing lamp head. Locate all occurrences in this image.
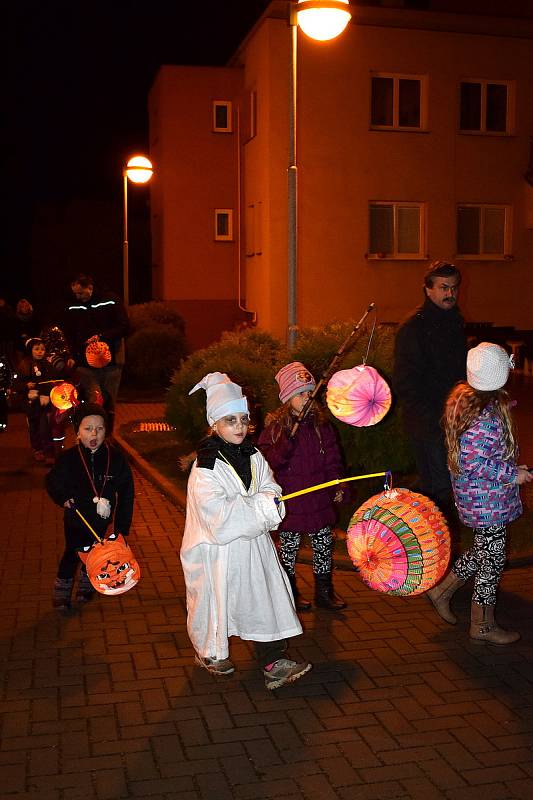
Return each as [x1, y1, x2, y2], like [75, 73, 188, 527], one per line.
[297, 0, 351, 42]
[125, 155, 153, 184]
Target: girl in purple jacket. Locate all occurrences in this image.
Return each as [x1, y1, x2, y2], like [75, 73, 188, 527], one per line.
[258, 362, 346, 611]
[427, 343, 532, 645]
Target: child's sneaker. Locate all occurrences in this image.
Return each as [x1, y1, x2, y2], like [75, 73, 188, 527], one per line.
[194, 654, 235, 675]
[263, 658, 312, 690]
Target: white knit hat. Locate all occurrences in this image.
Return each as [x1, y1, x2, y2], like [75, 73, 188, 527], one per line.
[467, 342, 513, 391]
[189, 372, 248, 425]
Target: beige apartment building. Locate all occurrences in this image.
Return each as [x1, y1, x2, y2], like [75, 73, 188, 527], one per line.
[149, 1, 533, 350]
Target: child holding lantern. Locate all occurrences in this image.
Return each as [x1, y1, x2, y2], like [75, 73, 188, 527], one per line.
[258, 362, 346, 611]
[46, 403, 134, 609]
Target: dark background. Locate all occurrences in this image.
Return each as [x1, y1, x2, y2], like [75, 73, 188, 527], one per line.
[6, 0, 270, 318]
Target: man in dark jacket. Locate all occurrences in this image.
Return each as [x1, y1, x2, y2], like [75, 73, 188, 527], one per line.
[393, 261, 467, 511]
[64, 274, 129, 431]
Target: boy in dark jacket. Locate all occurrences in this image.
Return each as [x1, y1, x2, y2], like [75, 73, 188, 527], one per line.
[46, 403, 134, 609]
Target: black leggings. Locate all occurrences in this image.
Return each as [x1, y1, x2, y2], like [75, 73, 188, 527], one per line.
[452, 524, 506, 606]
[279, 526, 333, 575]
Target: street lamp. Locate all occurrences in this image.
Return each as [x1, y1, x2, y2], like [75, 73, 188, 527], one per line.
[287, 0, 352, 348]
[123, 155, 154, 306]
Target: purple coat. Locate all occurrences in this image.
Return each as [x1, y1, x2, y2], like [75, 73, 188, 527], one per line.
[258, 414, 343, 532]
[451, 405, 522, 529]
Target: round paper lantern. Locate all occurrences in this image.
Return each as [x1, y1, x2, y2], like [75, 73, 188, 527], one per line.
[86, 341, 111, 368]
[346, 488, 450, 596]
[50, 382, 78, 411]
[327, 365, 391, 427]
[78, 533, 141, 596]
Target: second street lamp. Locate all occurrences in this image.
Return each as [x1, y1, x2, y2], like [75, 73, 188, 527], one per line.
[123, 155, 154, 306]
[287, 0, 352, 348]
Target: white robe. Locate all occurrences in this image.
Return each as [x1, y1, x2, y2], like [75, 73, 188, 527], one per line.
[181, 450, 302, 660]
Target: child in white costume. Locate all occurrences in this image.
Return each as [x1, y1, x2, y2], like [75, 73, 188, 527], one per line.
[181, 372, 311, 690]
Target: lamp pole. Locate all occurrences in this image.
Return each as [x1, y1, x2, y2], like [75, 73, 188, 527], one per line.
[122, 155, 154, 306]
[287, 0, 352, 349]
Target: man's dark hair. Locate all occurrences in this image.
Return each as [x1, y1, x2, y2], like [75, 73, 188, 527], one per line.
[423, 260, 461, 289]
[71, 273, 94, 288]
[72, 402, 108, 433]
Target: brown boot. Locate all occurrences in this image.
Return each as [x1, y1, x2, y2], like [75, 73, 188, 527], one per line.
[314, 574, 347, 610]
[426, 571, 465, 624]
[469, 602, 520, 645]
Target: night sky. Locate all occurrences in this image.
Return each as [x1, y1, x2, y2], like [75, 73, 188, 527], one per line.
[6, 0, 270, 313]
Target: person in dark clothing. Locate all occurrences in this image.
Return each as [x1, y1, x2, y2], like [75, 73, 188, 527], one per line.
[12, 299, 42, 366]
[258, 362, 346, 611]
[393, 261, 467, 511]
[46, 403, 134, 609]
[63, 274, 129, 431]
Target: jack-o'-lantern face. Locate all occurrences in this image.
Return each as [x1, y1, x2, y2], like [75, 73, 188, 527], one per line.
[78, 533, 141, 595]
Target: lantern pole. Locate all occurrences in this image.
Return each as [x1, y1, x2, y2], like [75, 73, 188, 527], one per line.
[289, 301, 375, 438]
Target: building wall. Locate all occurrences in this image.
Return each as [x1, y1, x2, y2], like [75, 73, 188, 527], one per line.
[149, 7, 533, 350]
[149, 66, 245, 349]
[239, 15, 533, 335]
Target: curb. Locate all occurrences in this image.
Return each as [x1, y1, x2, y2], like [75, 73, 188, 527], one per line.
[115, 426, 533, 572]
[115, 430, 188, 510]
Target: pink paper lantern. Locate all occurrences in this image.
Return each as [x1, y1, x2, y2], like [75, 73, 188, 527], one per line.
[326, 365, 391, 427]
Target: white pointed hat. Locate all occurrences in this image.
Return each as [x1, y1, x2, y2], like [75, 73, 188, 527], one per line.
[189, 372, 248, 425]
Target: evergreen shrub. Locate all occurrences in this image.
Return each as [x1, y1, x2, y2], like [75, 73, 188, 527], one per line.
[125, 323, 187, 387]
[166, 330, 288, 446]
[125, 302, 187, 387]
[128, 301, 185, 334]
[166, 321, 414, 502]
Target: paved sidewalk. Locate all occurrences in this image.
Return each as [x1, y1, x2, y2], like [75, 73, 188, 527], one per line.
[1, 408, 532, 799]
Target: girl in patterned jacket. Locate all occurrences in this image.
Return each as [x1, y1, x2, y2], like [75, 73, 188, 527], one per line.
[427, 343, 532, 644]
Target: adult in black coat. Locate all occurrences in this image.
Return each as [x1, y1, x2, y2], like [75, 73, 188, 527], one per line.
[63, 273, 129, 431]
[393, 261, 467, 511]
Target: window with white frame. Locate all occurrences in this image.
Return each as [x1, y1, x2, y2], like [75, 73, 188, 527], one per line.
[456, 204, 511, 258]
[370, 74, 426, 130]
[368, 202, 426, 259]
[213, 101, 232, 133]
[459, 80, 512, 134]
[214, 209, 233, 241]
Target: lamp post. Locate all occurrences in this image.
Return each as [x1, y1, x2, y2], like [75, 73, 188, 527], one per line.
[287, 0, 352, 348]
[123, 155, 154, 306]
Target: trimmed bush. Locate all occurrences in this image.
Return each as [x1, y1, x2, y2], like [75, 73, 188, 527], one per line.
[125, 323, 187, 387]
[166, 322, 414, 499]
[128, 301, 185, 334]
[166, 330, 287, 445]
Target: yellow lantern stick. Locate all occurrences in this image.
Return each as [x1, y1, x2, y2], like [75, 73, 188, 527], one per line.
[278, 471, 389, 502]
[75, 508, 103, 543]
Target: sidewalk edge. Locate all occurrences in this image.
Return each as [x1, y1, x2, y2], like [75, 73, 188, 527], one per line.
[115, 431, 187, 511]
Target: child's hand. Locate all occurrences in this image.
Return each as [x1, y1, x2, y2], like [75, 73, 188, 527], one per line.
[517, 465, 533, 485]
[63, 498, 75, 508]
[86, 335, 100, 344]
[333, 489, 344, 503]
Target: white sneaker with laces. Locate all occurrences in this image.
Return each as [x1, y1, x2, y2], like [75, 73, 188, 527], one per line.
[263, 658, 312, 690]
[194, 654, 235, 675]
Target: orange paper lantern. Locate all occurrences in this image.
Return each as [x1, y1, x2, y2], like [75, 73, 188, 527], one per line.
[86, 341, 112, 368]
[347, 488, 450, 596]
[50, 382, 78, 411]
[78, 533, 141, 596]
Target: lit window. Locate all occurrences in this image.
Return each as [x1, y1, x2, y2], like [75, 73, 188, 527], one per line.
[215, 209, 233, 241]
[368, 202, 426, 259]
[459, 80, 512, 134]
[370, 74, 426, 131]
[456, 204, 511, 258]
[213, 101, 232, 133]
